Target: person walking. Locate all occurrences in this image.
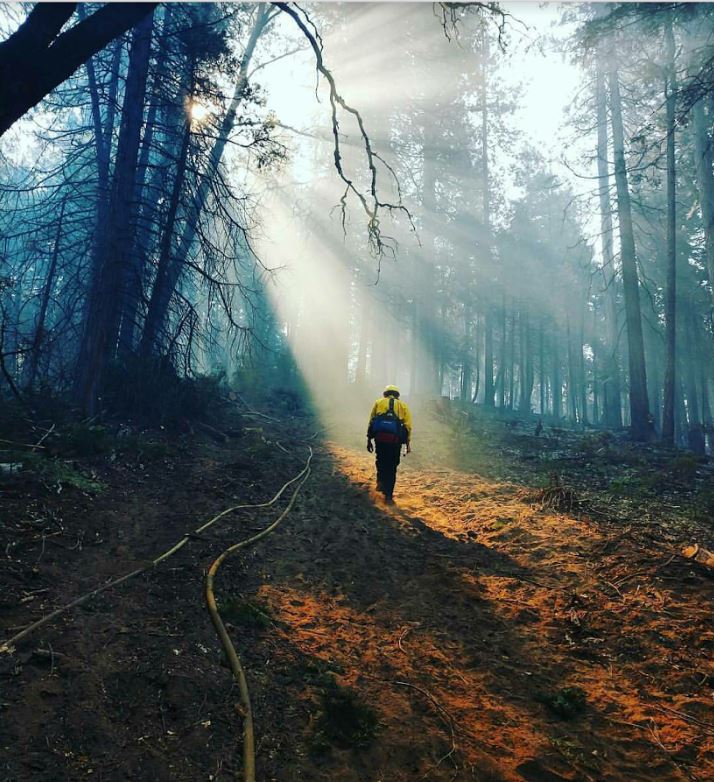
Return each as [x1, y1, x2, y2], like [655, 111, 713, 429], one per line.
[367, 385, 412, 504]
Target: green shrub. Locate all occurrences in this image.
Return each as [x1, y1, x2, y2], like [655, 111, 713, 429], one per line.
[20, 452, 105, 493]
[535, 686, 587, 720]
[609, 471, 661, 497]
[303, 656, 346, 688]
[59, 423, 112, 457]
[692, 482, 714, 524]
[218, 598, 274, 628]
[315, 683, 379, 749]
[668, 453, 700, 485]
[577, 431, 613, 456]
[115, 434, 170, 461]
[43, 461, 105, 492]
[102, 356, 225, 425]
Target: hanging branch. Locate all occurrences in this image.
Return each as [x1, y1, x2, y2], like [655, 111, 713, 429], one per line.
[272, 2, 413, 264]
[435, 2, 513, 49]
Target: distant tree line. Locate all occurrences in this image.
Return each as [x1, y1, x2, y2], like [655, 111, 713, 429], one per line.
[273, 3, 714, 452]
[1, 2, 714, 455]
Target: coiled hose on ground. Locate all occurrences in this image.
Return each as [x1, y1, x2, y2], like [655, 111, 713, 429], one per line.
[205, 447, 313, 782]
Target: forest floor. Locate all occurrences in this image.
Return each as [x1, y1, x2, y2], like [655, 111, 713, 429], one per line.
[1, 399, 713, 782]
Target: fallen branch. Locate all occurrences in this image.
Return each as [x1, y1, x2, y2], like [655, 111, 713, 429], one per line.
[228, 392, 281, 423]
[371, 675, 459, 776]
[195, 420, 229, 443]
[34, 423, 56, 448]
[398, 622, 420, 654]
[650, 703, 714, 734]
[0, 437, 46, 450]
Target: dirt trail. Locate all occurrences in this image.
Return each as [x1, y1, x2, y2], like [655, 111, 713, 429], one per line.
[1, 421, 713, 781]
[264, 441, 713, 781]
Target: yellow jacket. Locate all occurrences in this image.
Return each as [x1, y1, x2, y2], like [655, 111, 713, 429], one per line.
[368, 396, 413, 441]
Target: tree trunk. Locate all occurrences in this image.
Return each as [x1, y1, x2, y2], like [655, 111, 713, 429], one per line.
[115, 88, 159, 356]
[423, 137, 440, 396]
[566, 316, 578, 423]
[473, 312, 481, 403]
[461, 301, 471, 402]
[355, 294, 369, 386]
[675, 378, 687, 446]
[116, 7, 173, 355]
[483, 306, 494, 406]
[539, 318, 545, 415]
[691, 99, 714, 303]
[662, 15, 677, 444]
[139, 115, 192, 356]
[519, 307, 533, 412]
[649, 346, 661, 436]
[26, 197, 67, 391]
[80, 35, 122, 351]
[608, 64, 653, 440]
[410, 299, 418, 395]
[517, 306, 524, 410]
[595, 48, 623, 430]
[83, 24, 122, 194]
[700, 358, 712, 454]
[700, 359, 712, 428]
[684, 311, 705, 454]
[508, 310, 515, 410]
[140, 5, 271, 356]
[551, 333, 561, 420]
[592, 364, 600, 425]
[496, 296, 506, 408]
[481, 27, 495, 408]
[578, 311, 588, 426]
[75, 12, 154, 412]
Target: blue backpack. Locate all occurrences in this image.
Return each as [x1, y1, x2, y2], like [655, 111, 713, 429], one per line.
[372, 397, 407, 444]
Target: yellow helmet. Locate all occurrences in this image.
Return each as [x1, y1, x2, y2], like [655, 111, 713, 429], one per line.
[384, 385, 400, 397]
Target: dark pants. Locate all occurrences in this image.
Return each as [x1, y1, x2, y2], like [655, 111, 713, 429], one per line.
[375, 441, 401, 498]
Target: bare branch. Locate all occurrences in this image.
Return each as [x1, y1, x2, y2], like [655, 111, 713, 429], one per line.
[273, 2, 414, 262]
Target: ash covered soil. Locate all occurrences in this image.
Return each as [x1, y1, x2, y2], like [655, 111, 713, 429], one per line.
[1, 405, 713, 782]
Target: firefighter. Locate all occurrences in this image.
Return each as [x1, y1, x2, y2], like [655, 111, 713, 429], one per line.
[367, 385, 412, 504]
